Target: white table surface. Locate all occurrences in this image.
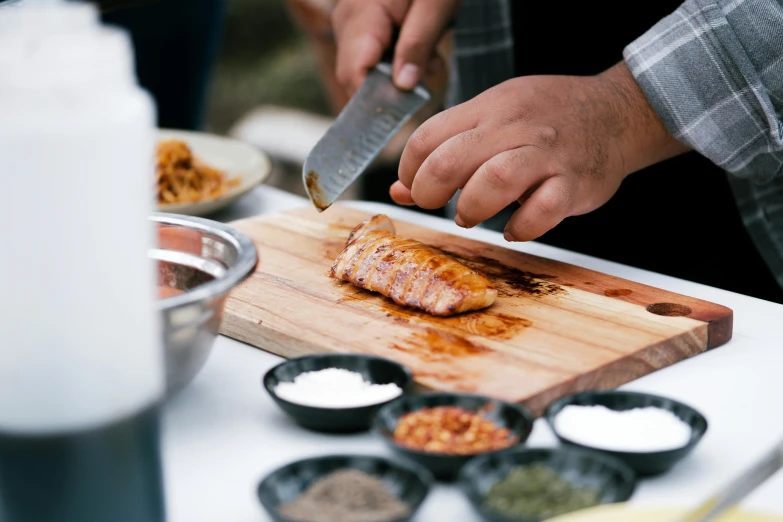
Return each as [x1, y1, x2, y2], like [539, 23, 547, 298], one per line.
[163, 184, 783, 522]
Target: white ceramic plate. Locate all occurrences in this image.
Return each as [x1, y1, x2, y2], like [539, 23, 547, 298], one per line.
[155, 128, 272, 217]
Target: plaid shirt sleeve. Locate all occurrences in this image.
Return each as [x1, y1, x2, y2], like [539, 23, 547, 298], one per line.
[622, 0, 783, 184]
[445, 0, 515, 108]
[623, 0, 783, 290]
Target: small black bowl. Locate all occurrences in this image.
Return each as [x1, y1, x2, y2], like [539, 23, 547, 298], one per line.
[257, 453, 433, 522]
[262, 353, 413, 433]
[458, 446, 637, 522]
[544, 390, 708, 476]
[372, 392, 535, 481]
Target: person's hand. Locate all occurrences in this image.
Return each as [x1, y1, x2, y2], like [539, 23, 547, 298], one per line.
[390, 61, 692, 241]
[331, 0, 460, 94]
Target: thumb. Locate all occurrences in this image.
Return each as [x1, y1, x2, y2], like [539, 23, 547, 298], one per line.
[392, 0, 456, 90]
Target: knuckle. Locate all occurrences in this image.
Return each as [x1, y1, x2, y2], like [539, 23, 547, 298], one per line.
[405, 127, 433, 160]
[559, 180, 575, 210]
[425, 148, 456, 185]
[533, 190, 565, 217]
[482, 158, 517, 190]
[535, 125, 559, 149]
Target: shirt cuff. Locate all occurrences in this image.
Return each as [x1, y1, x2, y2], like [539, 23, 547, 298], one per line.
[622, 0, 783, 183]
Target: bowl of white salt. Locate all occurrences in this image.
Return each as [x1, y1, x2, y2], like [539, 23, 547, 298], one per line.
[262, 353, 414, 433]
[543, 390, 708, 476]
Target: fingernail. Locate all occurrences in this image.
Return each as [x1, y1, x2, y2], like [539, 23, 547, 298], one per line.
[396, 63, 420, 90]
[454, 215, 467, 228]
[504, 229, 514, 242]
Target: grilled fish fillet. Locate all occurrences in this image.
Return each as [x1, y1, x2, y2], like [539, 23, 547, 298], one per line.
[330, 214, 497, 316]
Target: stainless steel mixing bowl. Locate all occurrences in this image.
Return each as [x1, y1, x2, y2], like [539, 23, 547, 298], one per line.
[151, 212, 257, 395]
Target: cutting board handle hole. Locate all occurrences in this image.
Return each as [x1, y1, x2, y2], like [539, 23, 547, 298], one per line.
[646, 302, 693, 317]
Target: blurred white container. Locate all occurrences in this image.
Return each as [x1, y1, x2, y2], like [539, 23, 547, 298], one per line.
[0, 1, 166, 521]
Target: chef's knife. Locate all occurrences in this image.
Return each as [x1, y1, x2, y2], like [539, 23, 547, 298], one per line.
[674, 436, 783, 522]
[302, 47, 432, 212]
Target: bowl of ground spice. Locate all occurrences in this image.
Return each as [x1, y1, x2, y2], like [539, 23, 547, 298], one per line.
[263, 353, 413, 433]
[372, 392, 535, 481]
[543, 390, 708, 476]
[257, 453, 433, 522]
[458, 447, 637, 522]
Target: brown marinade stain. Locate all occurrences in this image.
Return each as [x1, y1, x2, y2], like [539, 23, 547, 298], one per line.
[305, 170, 330, 211]
[390, 327, 489, 363]
[442, 250, 564, 298]
[442, 312, 532, 338]
[604, 288, 633, 297]
[381, 301, 532, 339]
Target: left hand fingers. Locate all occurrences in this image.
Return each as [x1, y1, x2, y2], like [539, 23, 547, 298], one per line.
[409, 128, 498, 209]
[503, 176, 573, 242]
[398, 102, 478, 192]
[454, 146, 555, 228]
[389, 180, 415, 205]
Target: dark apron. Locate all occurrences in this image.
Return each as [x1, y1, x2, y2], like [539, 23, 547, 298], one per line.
[507, 1, 783, 304]
[102, 0, 227, 130]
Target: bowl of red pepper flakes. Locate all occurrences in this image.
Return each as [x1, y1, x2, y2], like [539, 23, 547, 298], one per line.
[371, 392, 535, 481]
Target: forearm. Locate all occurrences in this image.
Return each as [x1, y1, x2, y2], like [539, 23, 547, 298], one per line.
[623, 0, 783, 183]
[598, 60, 691, 177]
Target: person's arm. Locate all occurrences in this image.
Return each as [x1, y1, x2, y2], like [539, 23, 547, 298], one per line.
[623, 0, 783, 183]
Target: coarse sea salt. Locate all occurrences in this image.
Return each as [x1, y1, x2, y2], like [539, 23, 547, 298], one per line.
[553, 404, 693, 453]
[273, 368, 403, 408]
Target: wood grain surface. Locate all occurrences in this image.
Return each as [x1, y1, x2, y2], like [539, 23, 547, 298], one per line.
[220, 204, 733, 416]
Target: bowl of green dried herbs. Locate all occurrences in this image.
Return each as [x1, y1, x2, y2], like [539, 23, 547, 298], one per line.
[457, 447, 636, 522]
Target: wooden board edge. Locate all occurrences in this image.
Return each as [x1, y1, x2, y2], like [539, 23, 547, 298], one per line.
[707, 309, 733, 349]
[221, 301, 712, 419]
[520, 329, 710, 417]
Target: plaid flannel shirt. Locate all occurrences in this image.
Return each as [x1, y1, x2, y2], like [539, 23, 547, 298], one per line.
[447, 0, 783, 291]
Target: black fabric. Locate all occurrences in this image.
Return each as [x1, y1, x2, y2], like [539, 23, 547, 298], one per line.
[94, 0, 161, 13]
[102, 0, 227, 130]
[507, 1, 783, 304]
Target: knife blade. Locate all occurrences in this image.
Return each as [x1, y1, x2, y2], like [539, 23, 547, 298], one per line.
[674, 436, 783, 522]
[302, 61, 431, 211]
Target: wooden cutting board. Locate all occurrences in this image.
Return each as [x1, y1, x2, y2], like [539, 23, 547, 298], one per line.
[220, 204, 733, 416]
